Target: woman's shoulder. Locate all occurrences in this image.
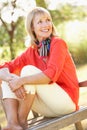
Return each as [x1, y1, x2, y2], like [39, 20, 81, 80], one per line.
[52, 36, 65, 42]
[51, 36, 67, 47]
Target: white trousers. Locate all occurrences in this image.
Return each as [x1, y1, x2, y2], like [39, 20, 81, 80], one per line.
[1, 65, 75, 117]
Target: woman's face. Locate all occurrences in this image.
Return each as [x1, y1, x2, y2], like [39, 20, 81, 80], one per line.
[32, 13, 52, 42]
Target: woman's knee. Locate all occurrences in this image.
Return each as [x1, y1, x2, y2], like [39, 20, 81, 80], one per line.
[1, 81, 18, 99]
[21, 65, 42, 77]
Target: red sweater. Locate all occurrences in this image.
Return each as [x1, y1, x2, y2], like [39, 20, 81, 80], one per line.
[0, 36, 79, 109]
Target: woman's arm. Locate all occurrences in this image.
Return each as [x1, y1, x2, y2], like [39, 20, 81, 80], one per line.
[8, 71, 51, 92]
[0, 68, 12, 82]
[22, 72, 51, 84]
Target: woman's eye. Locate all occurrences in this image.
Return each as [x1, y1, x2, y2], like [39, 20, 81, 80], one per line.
[38, 20, 42, 24]
[37, 18, 51, 24]
[47, 19, 51, 22]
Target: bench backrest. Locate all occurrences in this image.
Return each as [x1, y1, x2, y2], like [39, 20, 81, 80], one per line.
[79, 80, 87, 87]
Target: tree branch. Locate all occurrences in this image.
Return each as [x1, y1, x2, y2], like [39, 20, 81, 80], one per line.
[0, 16, 9, 34]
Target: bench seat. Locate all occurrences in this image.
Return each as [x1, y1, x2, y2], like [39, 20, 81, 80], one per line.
[26, 106, 87, 130]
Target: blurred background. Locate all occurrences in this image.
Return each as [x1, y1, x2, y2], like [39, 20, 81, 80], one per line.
[0, 0, 87, 65]
[0, 0, 87, 129]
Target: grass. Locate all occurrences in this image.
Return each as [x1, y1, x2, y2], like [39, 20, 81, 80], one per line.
[0, 64, 87, 129]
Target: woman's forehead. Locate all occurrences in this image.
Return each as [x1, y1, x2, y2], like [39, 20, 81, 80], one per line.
[34, 12, 51, 19]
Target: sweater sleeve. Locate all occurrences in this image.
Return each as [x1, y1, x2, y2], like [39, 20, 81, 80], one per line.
[0, 48, 30, 75]
[43, 38, 68, 82]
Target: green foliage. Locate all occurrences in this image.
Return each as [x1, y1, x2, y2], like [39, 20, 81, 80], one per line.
[36, 0, 47, 8]
[0, 17, 26, 60]
[12, 18, 26, 52]
[0, 46, 10, 62]
[50, 4, 87, 26]
[0, 26, 9, 46]
[57, 19, 87, 66]
[69, 41, 87, 65]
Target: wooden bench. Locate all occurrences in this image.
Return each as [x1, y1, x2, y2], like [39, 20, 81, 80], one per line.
[26, 80, 87, 130]
[27, 106, 87, 130]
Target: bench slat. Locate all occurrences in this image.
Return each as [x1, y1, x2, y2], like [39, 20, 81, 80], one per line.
[27, 106, 87, 130]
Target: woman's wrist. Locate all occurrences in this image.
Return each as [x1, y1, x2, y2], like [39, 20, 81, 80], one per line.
[6, 75, 14, 82]
[20, 76, 28, 85]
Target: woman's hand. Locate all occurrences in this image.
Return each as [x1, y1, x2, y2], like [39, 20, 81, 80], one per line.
[8, 75, 23, 92]
[14, 86, 27, 99]
[8, 74, 27, 99]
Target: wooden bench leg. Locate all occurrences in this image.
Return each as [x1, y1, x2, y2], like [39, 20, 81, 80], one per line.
[75, 121, 83, 130]
[32, 110, 38, 118]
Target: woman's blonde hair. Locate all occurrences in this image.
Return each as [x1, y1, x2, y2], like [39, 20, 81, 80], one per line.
[25, 7, 57, 44]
